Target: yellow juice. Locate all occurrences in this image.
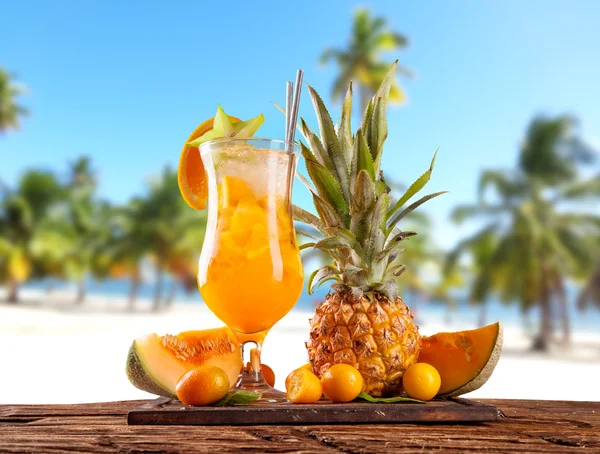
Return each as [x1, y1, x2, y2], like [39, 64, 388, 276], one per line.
[198, 169, 304, 335]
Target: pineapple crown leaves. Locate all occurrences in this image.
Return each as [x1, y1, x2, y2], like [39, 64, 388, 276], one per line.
[290, 61, 445, 296]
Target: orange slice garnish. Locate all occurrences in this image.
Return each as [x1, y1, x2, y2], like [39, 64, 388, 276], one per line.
[178, 116, 239, 210]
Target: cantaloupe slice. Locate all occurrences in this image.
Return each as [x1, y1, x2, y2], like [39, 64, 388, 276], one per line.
[126, 327, 242, 398]
[418, 322, 503, 397]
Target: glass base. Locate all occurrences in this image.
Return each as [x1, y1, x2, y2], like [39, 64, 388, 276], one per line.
[234, 337, 288, 402]
[235, 379, 287, 403]
[236, 366, 287, 403]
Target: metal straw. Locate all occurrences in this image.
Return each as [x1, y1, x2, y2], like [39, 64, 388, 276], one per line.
[287, 69, 304, 148]
[284, 69, 304, 205]
[285, 81, 293, 143]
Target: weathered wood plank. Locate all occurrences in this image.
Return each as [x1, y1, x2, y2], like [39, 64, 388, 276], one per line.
[0, 400, 138, 418]
[0, 399, 598, 453]
[127, 397, 499, 426]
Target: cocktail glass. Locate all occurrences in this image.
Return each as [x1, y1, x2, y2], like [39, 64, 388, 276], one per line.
[197, 138, 304, 401]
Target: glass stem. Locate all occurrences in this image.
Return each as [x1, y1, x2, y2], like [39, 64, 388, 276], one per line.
[237, 341, 267, 390]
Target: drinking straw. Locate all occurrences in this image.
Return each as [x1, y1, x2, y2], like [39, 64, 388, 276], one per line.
[284, 69, 304, 203]
[285, 81, 293, 143]
[287, 69, 304, 147]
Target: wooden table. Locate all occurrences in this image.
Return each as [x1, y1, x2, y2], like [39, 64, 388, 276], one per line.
[0, 399, 598, 453]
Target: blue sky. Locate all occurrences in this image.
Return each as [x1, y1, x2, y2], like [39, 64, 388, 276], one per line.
[2, 0, 599, 248]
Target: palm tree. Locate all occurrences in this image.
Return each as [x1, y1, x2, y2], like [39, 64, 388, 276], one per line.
[578, 262, 600, 310]
[320, 9, 413, 111]
[102, 200, 149, 310]
[31, 157, 112, 304]
[0, 68, 28, 133]
[577, 235, 600, 311]
[64, 156, 100, 303]
[445, 229, 500, 327]
[450, 116, 599, 351]
[133, 166, 207, 311]
[0, 171, 65, 302]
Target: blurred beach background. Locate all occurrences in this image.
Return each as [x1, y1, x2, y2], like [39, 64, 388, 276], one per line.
[1, 0, 599, 404]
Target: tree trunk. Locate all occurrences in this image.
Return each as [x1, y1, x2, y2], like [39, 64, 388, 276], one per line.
[522, 308, 532, 333]
[7, 280, 19, 304]
[153, 267, 164, 312]
[165, 280, 177, 307]
[478, 302, 487, 327]
[532, 267, 553, 352]
[128, 276, 140, 312]
[75, 279, 86, 304]
[557, 278, 571, 345]
[577, 261, 600, 311]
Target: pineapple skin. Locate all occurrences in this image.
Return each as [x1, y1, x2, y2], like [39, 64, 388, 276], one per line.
[307, 290, 421, 397]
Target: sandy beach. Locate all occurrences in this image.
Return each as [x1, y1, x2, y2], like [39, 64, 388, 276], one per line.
[1, 289, 599, 404]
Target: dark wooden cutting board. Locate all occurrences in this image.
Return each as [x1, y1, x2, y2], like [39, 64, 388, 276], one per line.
[127, 396, 500, 425]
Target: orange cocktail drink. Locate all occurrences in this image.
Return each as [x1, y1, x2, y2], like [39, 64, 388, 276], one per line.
[197, 138, 303, 399]
[200, 176, 303, 333]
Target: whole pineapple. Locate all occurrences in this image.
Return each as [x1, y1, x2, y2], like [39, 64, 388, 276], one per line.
[293, 62, 445, 397]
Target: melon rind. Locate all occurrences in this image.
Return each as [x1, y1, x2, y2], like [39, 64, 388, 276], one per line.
[439, 322, 503, 397]
[125, 329, 243, 398]
[125, 335, 180, 398]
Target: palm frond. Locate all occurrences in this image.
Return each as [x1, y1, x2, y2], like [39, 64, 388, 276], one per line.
[556, 174, 600, 201]
[450, 203, 508, 224]
[478, 170, 527, 202]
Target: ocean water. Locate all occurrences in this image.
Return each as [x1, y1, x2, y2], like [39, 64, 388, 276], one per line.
[23, 277, 600, 335]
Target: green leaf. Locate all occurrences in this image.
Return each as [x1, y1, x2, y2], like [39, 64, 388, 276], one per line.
[188, 106, 264, 146]
[295, 226, 323, 241]
[385, 264, 406, 280]
[356, 391, 423, 404]
[360, 97, 374, 138]
[370, 98, 387, 174]
[307, 85, 350, 202]
[372, 61, 397, 111]
[350, 170, 376, 245]
[351, 170, 376, 214]
[370, 280, 399, 302]
[295, 171, 317, 194]
[365, 194, 389, 280]
[375, 177, 391, 197]
[329, 227, 360, 249]
[380, 230, 417, 254]
[299, 242, 316, 250]
[302, 144, 350, 222]
[226, 390, 261, 405]
[342, 265, 369, 287]
[214, 391, 261, 406]
[339, 82, 354, 175]
[314, 237, 353, 252]
[313, 194, 342, 228]
[387, 191, 447, 232]
[308, 265, 341, 294]
[363, 62, 396, 169]
[375, 237, 413, 262]
[301, 118, 335, 173]
[388, 150, 439, 219]
[383, 247, 405, 267]
[325, 227, 366, 264]
[292, 204, 324, 231]
[368, 193, 388, 255]
[356, 130, 375, 180]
